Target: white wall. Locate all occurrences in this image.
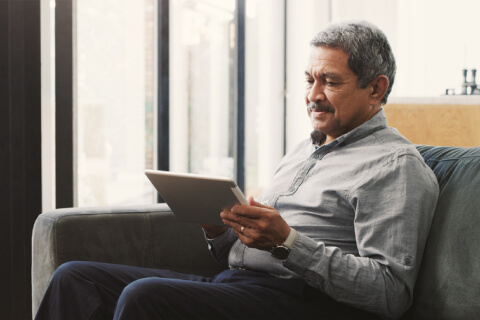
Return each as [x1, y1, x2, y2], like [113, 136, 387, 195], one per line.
[394, 0, 480, 96]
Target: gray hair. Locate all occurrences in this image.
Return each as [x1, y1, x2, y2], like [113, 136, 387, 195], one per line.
[310, 20, 396, 104]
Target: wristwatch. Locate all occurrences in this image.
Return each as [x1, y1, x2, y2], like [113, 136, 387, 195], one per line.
[271, 228, 298, 260]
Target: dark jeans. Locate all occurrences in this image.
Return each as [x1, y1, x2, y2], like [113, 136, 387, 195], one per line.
[34, 261, 379, 320]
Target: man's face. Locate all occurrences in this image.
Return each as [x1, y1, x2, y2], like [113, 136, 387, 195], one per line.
[305, 46, 379, 144]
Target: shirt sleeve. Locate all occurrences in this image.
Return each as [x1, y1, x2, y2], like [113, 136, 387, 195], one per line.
[204, 228, 238, 267]
[283, 153, 439, 319]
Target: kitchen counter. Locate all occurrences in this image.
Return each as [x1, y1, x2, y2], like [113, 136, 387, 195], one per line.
[385, 97, 480, 147]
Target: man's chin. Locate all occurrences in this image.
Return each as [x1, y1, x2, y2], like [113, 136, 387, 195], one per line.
[310, 117, 330, 131]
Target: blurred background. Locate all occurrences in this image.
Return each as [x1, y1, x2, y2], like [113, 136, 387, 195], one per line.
[41, 0, 480, 210]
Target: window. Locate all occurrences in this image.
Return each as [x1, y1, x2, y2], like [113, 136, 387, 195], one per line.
[170, 0, 288, 197]
[169, 0, 237, 179]
[76, 0, 156, 206]
[245, 0, 286, 196]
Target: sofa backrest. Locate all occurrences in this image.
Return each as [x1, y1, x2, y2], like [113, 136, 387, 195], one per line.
[406, 145, 480, 319]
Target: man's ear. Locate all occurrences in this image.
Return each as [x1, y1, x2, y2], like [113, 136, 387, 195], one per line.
[369, 75, 389, 105]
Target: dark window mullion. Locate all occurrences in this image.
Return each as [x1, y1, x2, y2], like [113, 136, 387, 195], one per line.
[235, 0, 246, 192]
[157, 0, 169, 202]
[55, 0, 74, 208]
[283, 0, 287, 156]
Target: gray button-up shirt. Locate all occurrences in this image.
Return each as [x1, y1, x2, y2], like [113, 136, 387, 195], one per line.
[208, 109, 439, 319]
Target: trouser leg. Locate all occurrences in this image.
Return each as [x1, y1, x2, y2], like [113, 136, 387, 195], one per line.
[35, 261, 380, 320]
[113, 271, 311, 320]
[34, 261, 209, 320]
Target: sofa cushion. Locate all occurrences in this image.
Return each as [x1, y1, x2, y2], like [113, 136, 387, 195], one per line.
[408, 146, 480, 319]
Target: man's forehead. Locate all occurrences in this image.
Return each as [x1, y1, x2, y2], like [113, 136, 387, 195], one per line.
[305, 46, 351, 74]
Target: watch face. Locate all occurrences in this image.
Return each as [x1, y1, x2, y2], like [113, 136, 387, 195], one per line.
[271, 245, 290, 260]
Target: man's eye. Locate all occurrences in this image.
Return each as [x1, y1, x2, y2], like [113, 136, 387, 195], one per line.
[305, 79, 314, 86]
[326, 81, 338, 86]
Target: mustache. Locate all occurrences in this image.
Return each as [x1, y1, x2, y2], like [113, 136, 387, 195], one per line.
[308, 102, 335, 113]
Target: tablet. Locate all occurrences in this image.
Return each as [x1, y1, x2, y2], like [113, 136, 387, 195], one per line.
[145, 170, 249, 226]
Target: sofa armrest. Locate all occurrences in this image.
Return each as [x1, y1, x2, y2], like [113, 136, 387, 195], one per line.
[31, 203, 225, 317]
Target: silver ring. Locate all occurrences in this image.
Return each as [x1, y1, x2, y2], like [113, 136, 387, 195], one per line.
[240, 226, 245, 233]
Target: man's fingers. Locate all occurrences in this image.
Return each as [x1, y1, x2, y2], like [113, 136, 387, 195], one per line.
[221, 210, 251, 230]
[230, 203, 272, 219]
[222, 199, 279, 231]
[221, 214, 250, 237]
[248, 196, 271, 209]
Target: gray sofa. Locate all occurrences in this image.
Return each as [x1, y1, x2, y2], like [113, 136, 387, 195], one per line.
[32, 145, 480, 319]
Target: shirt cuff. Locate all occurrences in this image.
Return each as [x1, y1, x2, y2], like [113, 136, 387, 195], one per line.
[283, 232, 319, 276]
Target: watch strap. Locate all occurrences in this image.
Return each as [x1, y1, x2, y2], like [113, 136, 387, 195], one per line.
[283, 228, 298, 249]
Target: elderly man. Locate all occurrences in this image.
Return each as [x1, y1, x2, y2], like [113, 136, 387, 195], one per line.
[35, 21, 438, 320]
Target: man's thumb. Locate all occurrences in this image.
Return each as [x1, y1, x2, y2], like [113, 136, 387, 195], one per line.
[248, 196, 270, 208]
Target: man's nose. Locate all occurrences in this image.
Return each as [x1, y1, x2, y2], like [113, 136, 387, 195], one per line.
[307, 81, 326, 102]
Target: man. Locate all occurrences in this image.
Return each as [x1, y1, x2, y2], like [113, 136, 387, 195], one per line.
[35, 21, 438, 320]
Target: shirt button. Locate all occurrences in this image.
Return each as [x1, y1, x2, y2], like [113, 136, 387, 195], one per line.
[403, 255, 414, 266]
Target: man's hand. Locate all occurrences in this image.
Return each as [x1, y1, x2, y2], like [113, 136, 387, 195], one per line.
[220, 196, 291, 251]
